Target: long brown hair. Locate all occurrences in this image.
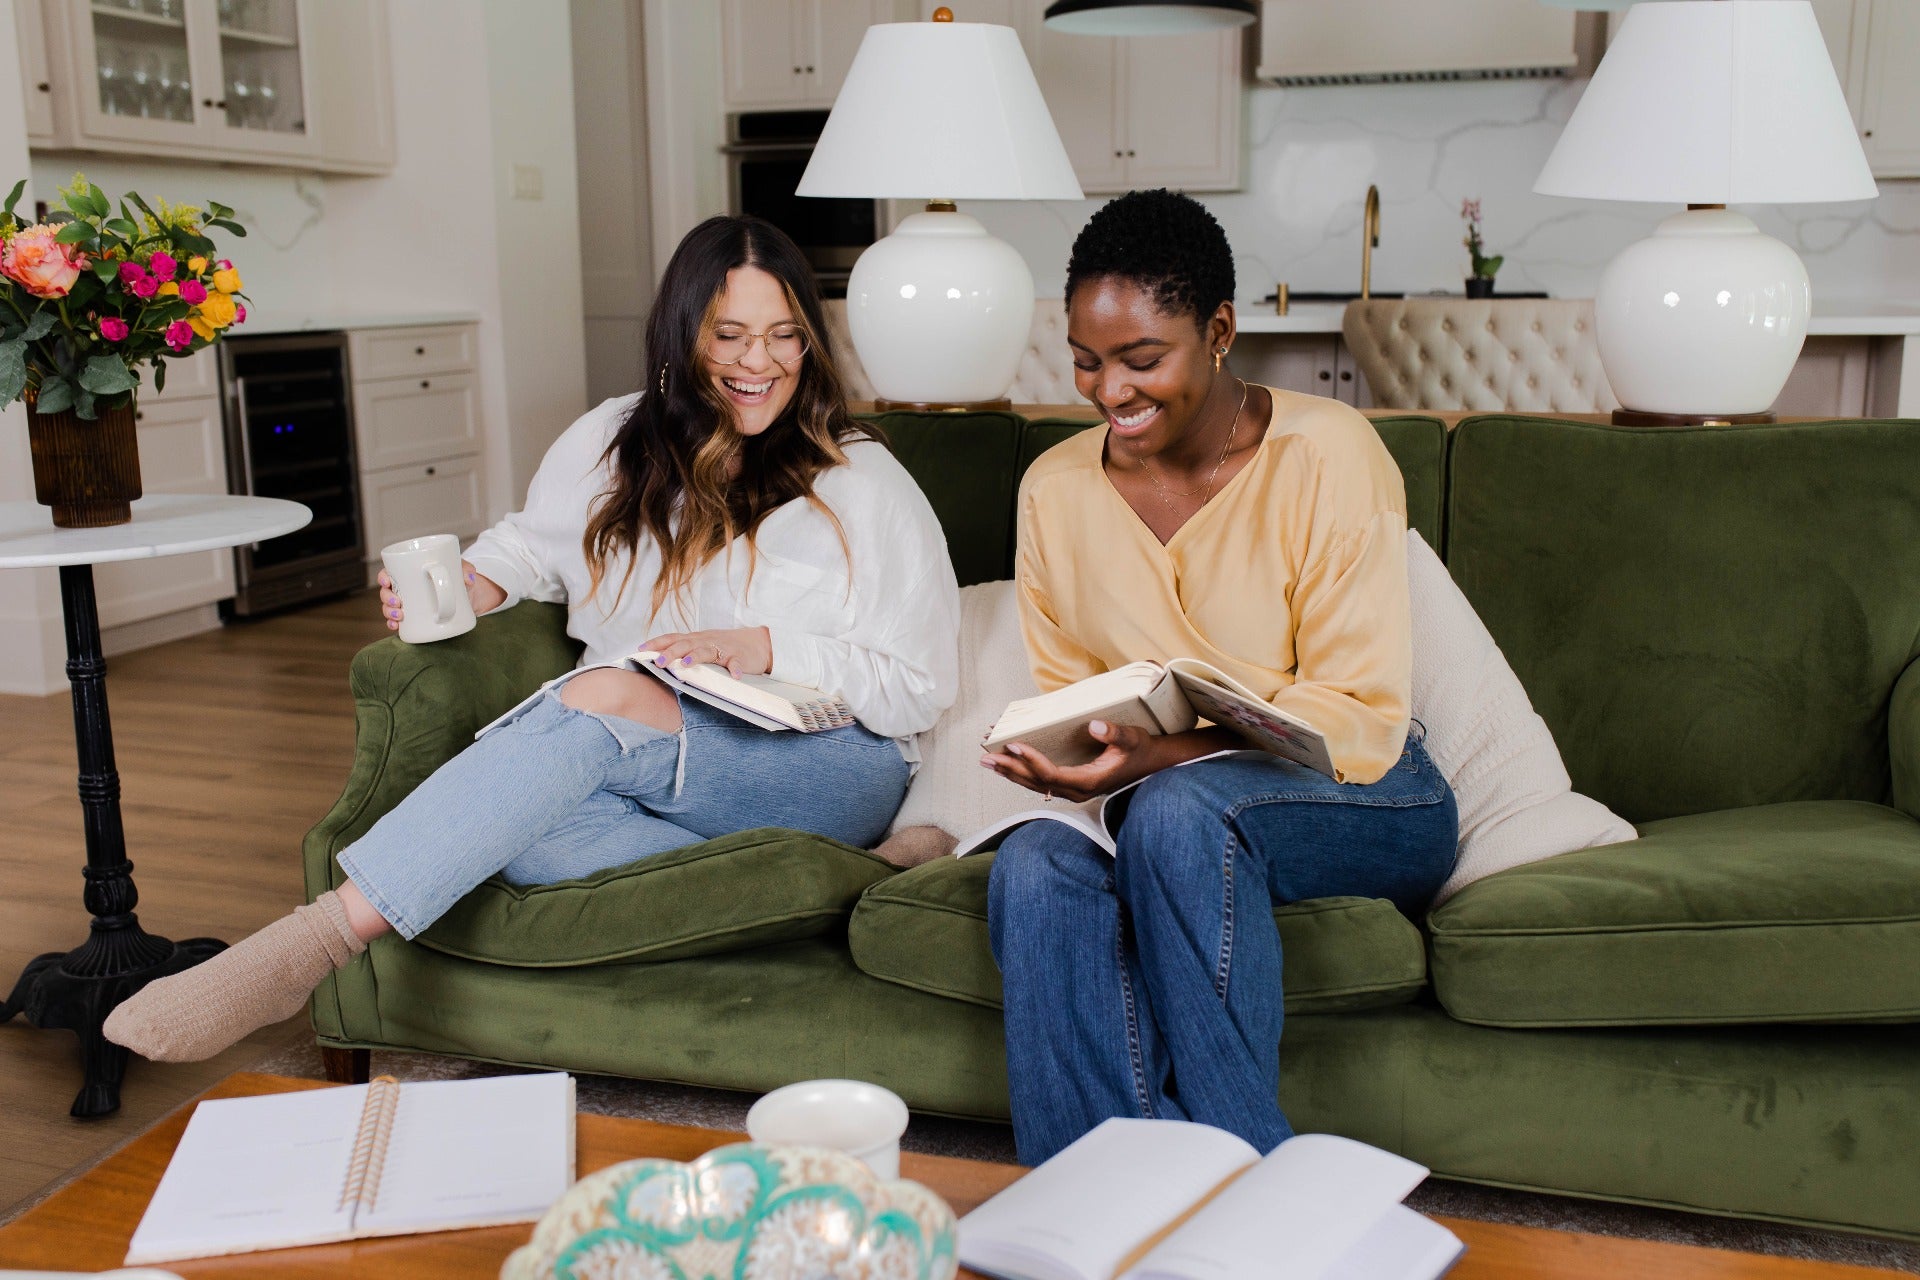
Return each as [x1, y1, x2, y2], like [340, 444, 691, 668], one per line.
[583, 215, 874, 616]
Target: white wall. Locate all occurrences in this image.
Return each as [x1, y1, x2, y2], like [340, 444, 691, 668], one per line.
[965, 77, 1919, 305]
[572, 0, 653, 408]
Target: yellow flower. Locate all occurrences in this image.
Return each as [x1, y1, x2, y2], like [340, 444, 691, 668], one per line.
[188, 315, 216, 342]
[188, 255, 208, 274]
[158, 281, 180, 296]
[212, 267, 242, 294]
[197, 291, 238, 329]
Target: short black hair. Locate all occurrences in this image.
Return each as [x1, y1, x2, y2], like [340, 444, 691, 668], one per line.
[1064, 189, 1235, 331]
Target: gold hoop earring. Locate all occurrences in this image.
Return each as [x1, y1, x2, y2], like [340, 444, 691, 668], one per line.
[657, 363, 668, 395]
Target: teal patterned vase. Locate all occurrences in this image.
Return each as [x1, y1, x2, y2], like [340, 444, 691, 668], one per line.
[500, 1142, 959, 1280]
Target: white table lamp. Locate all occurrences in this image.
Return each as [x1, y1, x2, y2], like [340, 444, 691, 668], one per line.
[797, 11, 1082, 407]
[1533, 0, 1876, 424]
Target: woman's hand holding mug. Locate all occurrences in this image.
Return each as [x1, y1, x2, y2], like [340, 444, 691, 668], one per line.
[378, 535, 505, 642]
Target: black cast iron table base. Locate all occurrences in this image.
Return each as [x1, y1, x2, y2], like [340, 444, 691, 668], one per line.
[0, 563, 228, 1117]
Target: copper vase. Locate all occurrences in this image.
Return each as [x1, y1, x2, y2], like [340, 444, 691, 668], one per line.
[27, 396, 143, 528]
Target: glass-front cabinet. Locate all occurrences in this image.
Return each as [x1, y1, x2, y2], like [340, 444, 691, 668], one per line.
[61, 0, 316, 161]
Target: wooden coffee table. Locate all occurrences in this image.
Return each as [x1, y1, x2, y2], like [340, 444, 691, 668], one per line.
[0, 1073, 1901, 1279]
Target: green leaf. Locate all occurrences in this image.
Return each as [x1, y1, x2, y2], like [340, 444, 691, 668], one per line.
[126, 191, 157, 220]
[61, 188, 90, 218]
[1483, 255, 1504, 277]
[74, 387, 97, 421]
[153, 359, 168, 393]
[54, 221, 94, 245]
[179, 230, 215, 255]
[93, 258, 120, 282]
[105, 217, 139, 238]
[22, 310, 55, 341]
[207, 218, 247, 238]
[87, 185, 110, 218]
[35, 375, 74, 415]
[79, 353, 138, 396]
[45, 211, 73, 226]
[2, 179, 23, 221]
[0, 339, 26, 406]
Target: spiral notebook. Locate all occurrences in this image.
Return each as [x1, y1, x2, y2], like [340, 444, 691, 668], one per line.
[124, 1073, 576, 1265]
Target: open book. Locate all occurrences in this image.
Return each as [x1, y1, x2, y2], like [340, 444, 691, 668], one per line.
[954, 750, 1247, 858]
[984, 658, 1334, 777]
[958, 1118, 1463, 1280]
[629, 649, 855, 733]
[125, 1073, 576, 1265]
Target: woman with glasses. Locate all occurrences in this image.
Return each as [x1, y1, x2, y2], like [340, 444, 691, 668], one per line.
[106, 216, 962, 1063]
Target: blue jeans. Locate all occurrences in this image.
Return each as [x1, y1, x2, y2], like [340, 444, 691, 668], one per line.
[988, 738, 1457, 1165]
[339, 688, 910, 939]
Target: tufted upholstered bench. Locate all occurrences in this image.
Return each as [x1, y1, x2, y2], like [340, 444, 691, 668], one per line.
[1343, 297, 1618, 413]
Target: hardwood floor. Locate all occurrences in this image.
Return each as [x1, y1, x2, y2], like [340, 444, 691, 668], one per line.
[0, 590, 389, 1220]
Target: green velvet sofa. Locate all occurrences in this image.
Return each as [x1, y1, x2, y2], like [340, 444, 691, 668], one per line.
[305, 411, 1920, 1240]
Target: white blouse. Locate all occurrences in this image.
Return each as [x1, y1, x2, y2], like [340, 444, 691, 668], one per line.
[463, 394, 961, 747]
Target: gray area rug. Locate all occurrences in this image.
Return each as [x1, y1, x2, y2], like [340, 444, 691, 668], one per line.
[250, 1039, 1920, 1274]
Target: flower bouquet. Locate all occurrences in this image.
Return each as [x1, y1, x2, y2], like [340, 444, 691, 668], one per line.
[1, 173, 248, 526]
[1461, 197, 1503, 299]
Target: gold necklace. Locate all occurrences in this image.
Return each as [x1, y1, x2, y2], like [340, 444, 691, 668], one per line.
[1144, 379, 1248, 510]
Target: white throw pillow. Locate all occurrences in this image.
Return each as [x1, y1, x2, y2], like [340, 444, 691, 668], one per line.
[1406, 530, 1637, 901]
[888, 580, 1042, 839]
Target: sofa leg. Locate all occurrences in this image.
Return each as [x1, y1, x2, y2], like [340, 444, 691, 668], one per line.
[320, 1046, 370, 1084]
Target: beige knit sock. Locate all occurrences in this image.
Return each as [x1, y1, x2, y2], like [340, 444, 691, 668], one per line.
[104, 891, 368, 1063]
[873, 825, 958, 868]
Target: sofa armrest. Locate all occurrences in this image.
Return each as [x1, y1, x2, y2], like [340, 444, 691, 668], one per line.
[301, 601, 581, 901]
[1894, 657, 1920, 822]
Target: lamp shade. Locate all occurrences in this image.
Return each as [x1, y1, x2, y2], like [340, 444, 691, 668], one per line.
[1043, 0, 1257, 36]
[797, 22, 1082, 201]
[1533, 0, 1876, 205]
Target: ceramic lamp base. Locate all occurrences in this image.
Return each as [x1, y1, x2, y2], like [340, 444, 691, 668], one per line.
[1595, 208, 1810, 419]
[1611, 408, 1778, 427]
[27, 400, 143, 528]
[844, 209, 1034, 406]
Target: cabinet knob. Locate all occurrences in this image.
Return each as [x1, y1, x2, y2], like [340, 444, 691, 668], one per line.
[1339, 370, 1352, 382]
[420, 379, 431, 389]
[415, 346, 425, 355]
[805, 65, 815, 73]
[425, 466, 436, 476]
[36, 82, 50, 93]
[1127, 149, 1136, 157]
[134, 410, 144, 421]
[793, 66, 803, 74]
[1318, 370, 1332, 381]
[1864, 129, 1874, 137]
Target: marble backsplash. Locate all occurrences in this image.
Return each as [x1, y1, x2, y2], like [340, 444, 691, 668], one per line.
[964, 77, 1920, 305]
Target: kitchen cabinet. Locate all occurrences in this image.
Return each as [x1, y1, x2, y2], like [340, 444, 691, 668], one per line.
[1239, 335, 1370, 409]
[92, 348, 236, 632]
[16, 0, 58, 144]
[348, 323, 486, 577]
[720, 0, 898, 111]
[1802, 0, 1920, 179]
[920, 0, 1242, 194]
[28, 0, 394, 174]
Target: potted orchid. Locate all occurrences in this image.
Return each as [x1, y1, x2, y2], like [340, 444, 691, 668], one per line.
[1, 174, 248, 527]
[1461, 197, 1503, 299]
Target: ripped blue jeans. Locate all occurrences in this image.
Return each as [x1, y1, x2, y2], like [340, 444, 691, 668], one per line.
[988, 737, 1457, 1165]
[338, 685, 909, 939]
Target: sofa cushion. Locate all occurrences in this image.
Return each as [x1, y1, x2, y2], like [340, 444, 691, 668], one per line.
[850, 853, 1428, 1013]
[1428, 800, 1920, 1027]
[1445, 416, 1920, 823]
[863, 410, 1024, 588]
[416, 828, 895, 967]
[1017, 411, 1448, 551]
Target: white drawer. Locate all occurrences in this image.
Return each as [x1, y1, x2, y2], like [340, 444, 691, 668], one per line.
[354, 372, 481, 470]
[360, 455, 485, 557]
[95, 398, 234, 627]
[349, 324, 477, 381]
[145, 346, 219, 405]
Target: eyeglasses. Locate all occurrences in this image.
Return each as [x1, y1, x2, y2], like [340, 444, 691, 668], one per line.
[708, 326, 810, 368]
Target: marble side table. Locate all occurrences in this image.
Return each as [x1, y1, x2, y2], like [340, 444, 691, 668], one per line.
[0, 494, 311, 1117]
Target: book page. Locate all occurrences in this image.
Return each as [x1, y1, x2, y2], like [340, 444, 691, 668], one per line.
[1165, 660, 1336, 779]
[953, 796, 1115, 859]
[1320, 1204, 1464, 1280]
[958, 1118, 1258, 1280]
[987, 662, 1170, 745]
[357, 1073, 576, 1237]
[1124, 1133, 1429, 1280]
[124, 1086, 368, 1264]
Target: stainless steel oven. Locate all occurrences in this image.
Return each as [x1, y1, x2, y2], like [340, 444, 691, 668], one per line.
[724, 110, 877, 298]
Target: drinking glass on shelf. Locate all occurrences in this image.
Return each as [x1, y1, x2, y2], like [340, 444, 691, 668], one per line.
[227, 65, 253, 129]
[151, 0, 179, 21]
[256, 66, 280, 129]
[173, 59, 193, 121]
[97, 47, 123, 117]
[217, 0, 239, 30]
[129, 50, 155, 119]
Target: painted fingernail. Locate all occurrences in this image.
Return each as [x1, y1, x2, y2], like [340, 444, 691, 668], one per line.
[1006, 744, 1023, 757]
[1090, 720, 1108, 734]
[679, 655, 692, 666]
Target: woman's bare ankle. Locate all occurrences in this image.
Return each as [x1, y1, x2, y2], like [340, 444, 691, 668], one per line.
[336, 879, 395, 944]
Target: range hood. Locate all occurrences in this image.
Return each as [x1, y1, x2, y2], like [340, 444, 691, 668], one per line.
[1257, 0, 1579, 86]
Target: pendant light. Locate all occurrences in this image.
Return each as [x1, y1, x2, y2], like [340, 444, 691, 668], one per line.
[1042, 0, 1257, 36]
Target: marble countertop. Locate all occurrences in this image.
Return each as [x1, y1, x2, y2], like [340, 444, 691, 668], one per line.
[1232, 299, 1920, 336]
[237, 311, 481, 336]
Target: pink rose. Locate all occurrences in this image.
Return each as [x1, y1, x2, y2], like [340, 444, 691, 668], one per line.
[148, 252, 178, 282]
[164, 319, 194, 351]
[179, 279, 208, 305]
[1, 225, 87, 299]
[130, 274, 159, 299]
[234, 303, 247, 324]
[218, 259, 232, 271]
[99, 317, 130, 342]
[118, 260, 147, 284]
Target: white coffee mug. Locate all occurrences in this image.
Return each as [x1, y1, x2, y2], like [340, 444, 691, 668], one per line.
[745, 1079, 909, 1180]
[381, 534, 477, 644]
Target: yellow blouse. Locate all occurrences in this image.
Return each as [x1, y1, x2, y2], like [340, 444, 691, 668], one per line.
[1015, 387, 1412, 785]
